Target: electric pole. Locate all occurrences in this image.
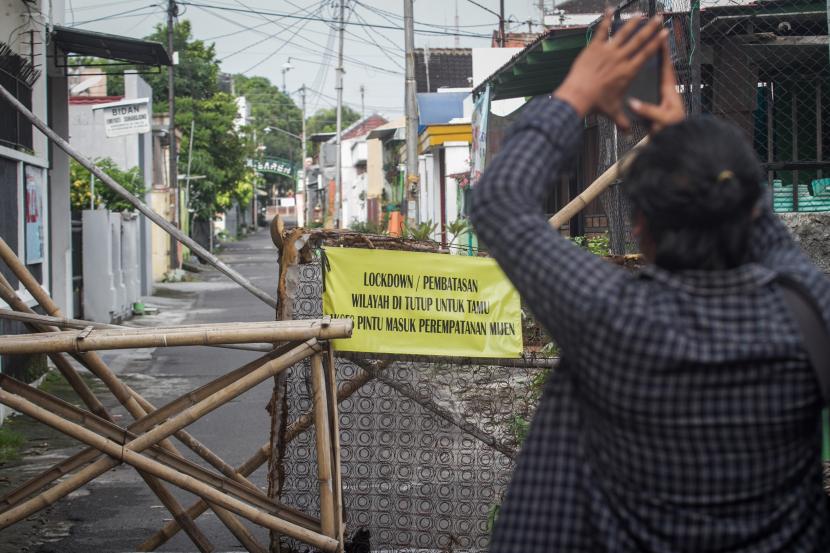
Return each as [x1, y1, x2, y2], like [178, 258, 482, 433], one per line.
[360, 84, 365, 118]
[538, 0, 546, 30]
[499, 0, 505, 46]
[404, 0, 418, 225]
[334, 0, 345, 228]
[301, 84, 310, 227]
[167, 0, 179, 267]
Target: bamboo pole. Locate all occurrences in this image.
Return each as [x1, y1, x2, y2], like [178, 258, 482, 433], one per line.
[0, 319, 352, 355]
[0, 281, 215, 552]
[0, 340, 320, 529]
[548, 136, 648, 230]
[0, 390, 339, 552]
[0, 309, 275, 353]
[210, 505, 268, 553]
[0, 89, 278, 309]
[310, 353, 336, 538]
[142, 367, 377, 551]
[325, 343, 345, 549]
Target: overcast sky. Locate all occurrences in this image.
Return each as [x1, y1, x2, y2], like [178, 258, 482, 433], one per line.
[66, 1, 547, 118]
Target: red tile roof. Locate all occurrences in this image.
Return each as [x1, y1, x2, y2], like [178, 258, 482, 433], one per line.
[69, 95, 124, 105]
[342, 114, 389, 141]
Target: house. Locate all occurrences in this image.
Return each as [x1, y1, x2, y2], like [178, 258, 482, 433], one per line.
[365, 118, 406, 227]
[0, 4, 169, 407]
[325, 114, 388, 228]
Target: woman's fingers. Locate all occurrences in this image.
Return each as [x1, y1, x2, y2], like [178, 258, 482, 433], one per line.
[628, 98, 664, 121]
[617, 16, 663, 59]
[591, 10, 613, 44]
[628, 28, 668, 71]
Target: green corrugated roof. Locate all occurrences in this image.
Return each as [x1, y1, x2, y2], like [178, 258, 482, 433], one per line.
[473, 27, 590, 101]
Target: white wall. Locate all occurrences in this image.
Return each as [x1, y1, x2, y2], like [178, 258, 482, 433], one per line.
[472, 48, 527, 117]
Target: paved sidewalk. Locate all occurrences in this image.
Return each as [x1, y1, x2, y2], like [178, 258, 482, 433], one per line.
[0, 228, 280, 552]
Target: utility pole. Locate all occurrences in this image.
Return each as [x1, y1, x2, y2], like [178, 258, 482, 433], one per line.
[167, 0, 179, 267]
[334, 0, 345, 228]
[360, 84, 365, 118]
[404, 0, 419, 225]
[499, 0, 505, 47]
[538, 0, 546, 30]
[454, 0, 460, 48]
[301, 84, 310, 227]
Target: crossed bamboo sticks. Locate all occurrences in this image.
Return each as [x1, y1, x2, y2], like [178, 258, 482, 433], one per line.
[0, 236, 351, 552]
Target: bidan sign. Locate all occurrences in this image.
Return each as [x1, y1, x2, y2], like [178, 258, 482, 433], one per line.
[93, 98, 151, 138]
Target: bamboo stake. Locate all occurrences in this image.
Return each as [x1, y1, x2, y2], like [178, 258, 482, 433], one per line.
[311, 353, 336, 538]
[209, 505, 268, 553]
[0, 390, 339, 553]
[142, 367, 377, 551]
[0, 281, 215, 552]
[0, 319, 352, 355]
[325, 343, 345, 549]
[0, 88, 278, 309]
[548, 136, 648, 229]
[0, 340, 320, 529]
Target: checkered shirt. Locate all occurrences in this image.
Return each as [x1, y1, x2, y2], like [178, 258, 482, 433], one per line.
[470, 97, 830, 553]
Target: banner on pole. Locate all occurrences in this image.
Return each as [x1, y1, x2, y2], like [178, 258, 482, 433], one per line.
[93, 98, 151, 137]
[248, 157, 296, 178]
[322, 247, 522, 358]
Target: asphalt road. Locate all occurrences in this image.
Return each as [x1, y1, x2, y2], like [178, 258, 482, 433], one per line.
[0, 228, 282, 552]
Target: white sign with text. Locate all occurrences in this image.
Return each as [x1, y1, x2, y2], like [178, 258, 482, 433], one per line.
[93, 98, 151, 137]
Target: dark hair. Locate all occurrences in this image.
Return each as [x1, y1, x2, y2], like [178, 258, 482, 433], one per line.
[623, 116, 765, 271]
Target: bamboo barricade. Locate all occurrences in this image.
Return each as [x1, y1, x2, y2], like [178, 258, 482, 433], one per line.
[0, 83, 277, 310]
[0, 338, 349, 552]
[548, 135, 649, 229]
[0, 319, 352, 355]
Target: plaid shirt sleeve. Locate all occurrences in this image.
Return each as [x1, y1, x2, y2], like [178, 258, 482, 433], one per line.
[470, 97, 625, 351]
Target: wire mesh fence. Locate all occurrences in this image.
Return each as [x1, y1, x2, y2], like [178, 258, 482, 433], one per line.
[598, 0, 830, 253]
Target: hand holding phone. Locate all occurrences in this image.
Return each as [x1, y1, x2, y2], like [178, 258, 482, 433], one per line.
[553, 11, 667, 130]
[612, 17, 662, 124]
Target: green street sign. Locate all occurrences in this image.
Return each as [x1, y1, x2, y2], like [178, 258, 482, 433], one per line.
[248, 157, 295, 178]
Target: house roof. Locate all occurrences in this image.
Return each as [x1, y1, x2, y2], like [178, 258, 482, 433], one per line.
[473, 25, 590, 101]
[69, 95, 124, 105]
[419, 123, 472, 154]
[366, 117, 406, 141]
[325, 114, 389, 143]
[415, 48, 473, 93]
[52, 26, 171, 66]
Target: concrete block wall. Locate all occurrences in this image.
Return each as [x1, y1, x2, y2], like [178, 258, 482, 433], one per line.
[82, 209, 143, 322]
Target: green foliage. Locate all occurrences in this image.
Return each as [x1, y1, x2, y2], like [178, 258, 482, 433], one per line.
[177, 93, 255, 220]
[445, 218, 471, 247]
[349, 220, 387, 235]
[70, 158, 145, 212]
[402, 220, 438, 241]
[305, 106, 361, 157]
[486, 502, 501, 533]
[234, 75, 302, 165]
[0, 426, 25, 463]
[507, 414, 531, 445]
[140, 20, 219, 108]
[570, 232, 611, 256]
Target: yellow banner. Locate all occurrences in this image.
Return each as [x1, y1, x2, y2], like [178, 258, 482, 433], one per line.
[322, 247, 522, 358]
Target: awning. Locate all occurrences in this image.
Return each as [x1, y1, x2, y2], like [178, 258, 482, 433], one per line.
[366, 116, 406, 141]
[419, 123, 472, 154]
[52, 26, 171, 67]
[417, 92, 468, 132]
[472, 26, 589, 101]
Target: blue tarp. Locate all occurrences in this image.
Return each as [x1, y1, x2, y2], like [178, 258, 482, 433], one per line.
[417, 92, 468, 133]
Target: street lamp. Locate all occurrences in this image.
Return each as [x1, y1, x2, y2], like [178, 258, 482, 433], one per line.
[281, 59, 294, 93]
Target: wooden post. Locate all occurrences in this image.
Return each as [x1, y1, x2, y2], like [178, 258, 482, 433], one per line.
[310, 353, 336, 538]
[0, 390, 339, 553]
[325, 343, 345, 549]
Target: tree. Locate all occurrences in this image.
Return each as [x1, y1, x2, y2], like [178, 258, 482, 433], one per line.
[70, 158, 145, 212]
[305, 106, 361, 157]
[141, 20, 220, 109]
[176, 93, 256, 220]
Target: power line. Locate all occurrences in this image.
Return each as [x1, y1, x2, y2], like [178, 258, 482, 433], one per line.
[69, 4, 161, 26]
[355, 1, 499, 29]
[464, 0, 500, 18]
[176, 1, 491, 38]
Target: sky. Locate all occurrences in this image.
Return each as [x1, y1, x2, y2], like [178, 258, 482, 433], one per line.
[65, 1, 548, 119]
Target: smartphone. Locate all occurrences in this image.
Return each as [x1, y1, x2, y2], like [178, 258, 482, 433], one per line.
[612, 17, 662, 122]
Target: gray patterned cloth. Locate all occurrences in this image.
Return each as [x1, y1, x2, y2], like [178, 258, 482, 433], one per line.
[471, 97, 830, 552]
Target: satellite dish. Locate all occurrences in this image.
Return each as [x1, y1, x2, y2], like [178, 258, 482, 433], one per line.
[70, 76, 103, 95]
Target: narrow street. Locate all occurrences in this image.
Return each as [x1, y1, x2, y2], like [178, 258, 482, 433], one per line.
[0, 229, 280, 552]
